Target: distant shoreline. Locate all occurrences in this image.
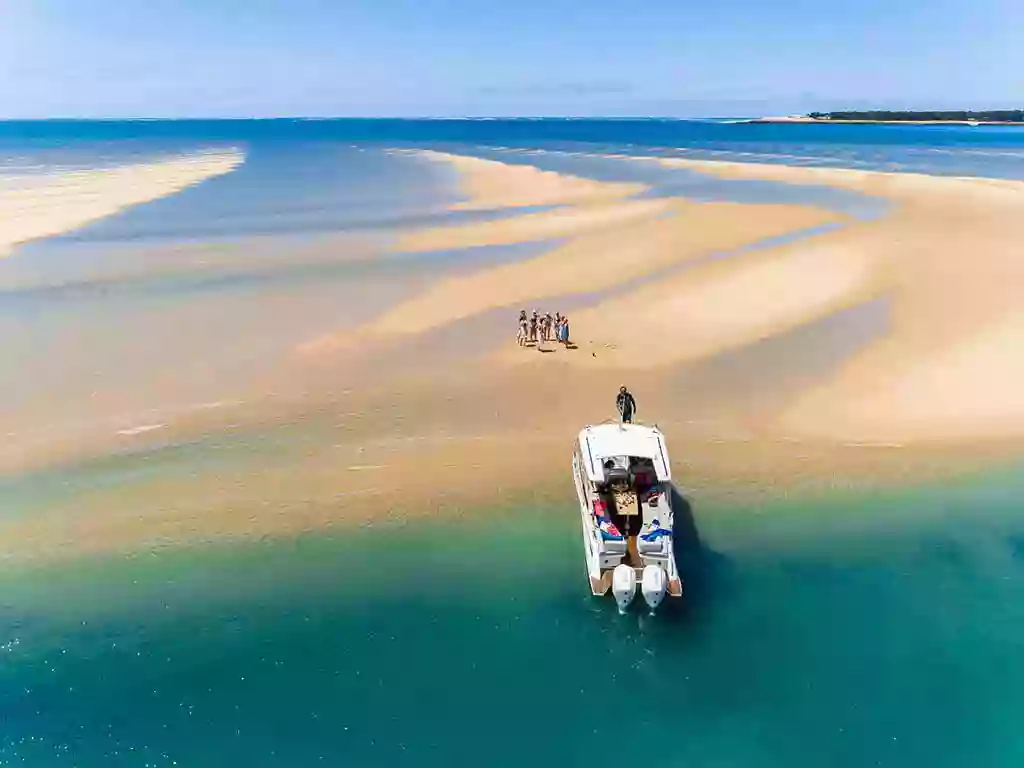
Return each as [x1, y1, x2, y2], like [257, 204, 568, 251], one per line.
[748, 114, 1024, 126]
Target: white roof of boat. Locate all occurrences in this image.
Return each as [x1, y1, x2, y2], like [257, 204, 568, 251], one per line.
[577, 422, 672, 482]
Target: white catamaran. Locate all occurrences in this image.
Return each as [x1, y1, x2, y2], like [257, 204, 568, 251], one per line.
[572, 421, 683, 613]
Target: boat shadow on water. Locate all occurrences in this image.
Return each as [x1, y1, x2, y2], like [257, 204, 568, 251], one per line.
[660, 483, 734, 624]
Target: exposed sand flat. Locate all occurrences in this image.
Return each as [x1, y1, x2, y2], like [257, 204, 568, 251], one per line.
[11, 148, 1024, 560]
[0, 149, 244, 256]
[505, 230, 878, 369]
[649, 156, 1024, 442]
[289, 149, 842, 354]
[414, 149, 647, 209]
[396, 196, 675, 252]
[787, 311, 1024, 442]
[301, 198, 840, 351]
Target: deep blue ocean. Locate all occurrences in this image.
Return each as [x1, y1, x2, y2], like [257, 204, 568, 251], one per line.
[4, 117, 1024, 174]
[4, 120, 1024, 767]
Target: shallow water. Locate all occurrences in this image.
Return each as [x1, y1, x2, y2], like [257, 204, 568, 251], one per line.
[4, 466, 1024, 767]
[0, 138, 558, 461]
[6, 120, 1024, 766]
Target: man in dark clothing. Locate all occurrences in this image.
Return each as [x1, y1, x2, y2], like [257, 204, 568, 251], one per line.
[616, 386, 637, 423]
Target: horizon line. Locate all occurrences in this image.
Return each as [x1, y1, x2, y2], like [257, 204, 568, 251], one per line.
[1, 109, 1018, 123]
[0, 115, 749, 122]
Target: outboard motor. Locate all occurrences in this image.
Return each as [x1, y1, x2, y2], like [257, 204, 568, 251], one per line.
[611, 564, 637, 614]
[641, 565, 667, 613]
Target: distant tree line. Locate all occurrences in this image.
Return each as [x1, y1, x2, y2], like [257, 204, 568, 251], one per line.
[806, 110, 1024, 122]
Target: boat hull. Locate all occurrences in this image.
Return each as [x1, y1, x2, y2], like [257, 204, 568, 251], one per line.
[573, 450, 683, 600]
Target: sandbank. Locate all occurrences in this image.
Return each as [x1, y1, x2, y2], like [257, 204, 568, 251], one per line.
[644, 157, 1024, 443]
[414, 150, 647, 209]
[500, 227, 877, 370]
[301, 151, 842, 352]
[395, 197, 676, 253]
[0, 149, 244, 257]
[6, 148, 1024, 561]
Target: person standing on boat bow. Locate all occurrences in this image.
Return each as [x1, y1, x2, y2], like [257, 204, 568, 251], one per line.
[616, 386, 637, 424]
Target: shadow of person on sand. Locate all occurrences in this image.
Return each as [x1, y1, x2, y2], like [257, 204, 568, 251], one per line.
[662, 483, 734, 623]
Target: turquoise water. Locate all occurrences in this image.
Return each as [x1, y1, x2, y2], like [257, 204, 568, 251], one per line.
[5, 469, 1024, 766]
[5, 120, 1024, 765]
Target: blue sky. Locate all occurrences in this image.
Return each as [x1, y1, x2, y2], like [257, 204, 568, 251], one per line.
[0, 0, 1020, 117]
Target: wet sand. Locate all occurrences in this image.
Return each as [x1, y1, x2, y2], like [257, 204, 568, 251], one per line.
[4, 149, 1024, 560]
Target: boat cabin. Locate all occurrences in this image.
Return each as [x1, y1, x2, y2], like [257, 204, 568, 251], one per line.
[577, 423, 671, 486]
[575, 423, 673, 548]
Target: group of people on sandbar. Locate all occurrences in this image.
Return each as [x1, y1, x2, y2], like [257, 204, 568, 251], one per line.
[517, 309, 571, 348]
